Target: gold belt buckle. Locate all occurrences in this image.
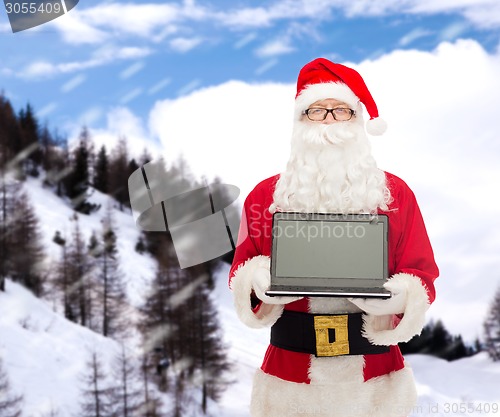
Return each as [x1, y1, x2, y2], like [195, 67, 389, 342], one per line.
[314, 315, 350, 357]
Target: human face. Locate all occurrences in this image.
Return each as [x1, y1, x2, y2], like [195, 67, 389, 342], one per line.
[303, 98, 355, 125]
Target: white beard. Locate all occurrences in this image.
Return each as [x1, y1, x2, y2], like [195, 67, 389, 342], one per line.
[270, 117, 391, 214]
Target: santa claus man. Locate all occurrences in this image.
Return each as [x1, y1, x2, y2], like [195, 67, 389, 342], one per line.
[229, 58, 439, 417]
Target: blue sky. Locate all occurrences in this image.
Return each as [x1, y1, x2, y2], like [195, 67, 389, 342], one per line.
[1, 0, 499, 134]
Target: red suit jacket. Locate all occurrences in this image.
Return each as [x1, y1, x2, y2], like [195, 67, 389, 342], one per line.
[229, 172, 439, 383]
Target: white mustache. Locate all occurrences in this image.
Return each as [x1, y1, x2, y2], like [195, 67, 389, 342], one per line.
[293, 121, 358, 146]
[321, 123, 356, 145]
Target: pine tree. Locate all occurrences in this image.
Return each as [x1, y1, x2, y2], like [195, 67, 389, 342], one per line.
[86, 231, 101, 333]
[92, 207, 127, 339]
[78, 351, 114, 417]
[0, 357, 24, 417]
[18, 103, 42, 173]
[0, 180, 13, 292]
[139, 354, 163, 417]
[0, 177, 23, 292]
[94, 145, 109, 194]
[135, 234, 146, 254]
[109, 344, 144, 417]
[43, 130, 70, 195]
[484, 285, 500, 361]
[63, 127, 98, 214]
[65, 214, 94, 327]
[399, 321, 434, 355]
[8, 190, 46, 296]
[0, 93, 23, 167]
[140, 257, 179, 393]
[52, 230, 78, 322]
[108, 136, 131, 210]
[400, 319, 477, 361]
[39, 123, 57, 175]
[141, 256, 230, 412]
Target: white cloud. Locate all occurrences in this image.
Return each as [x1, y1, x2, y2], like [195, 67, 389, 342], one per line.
[22, 61, 56, 78]
[61, 74, 87, 92]
[51, 10, 109, 44]
[169, 37, 204, 53]
[50, 2, 182, 43]
[461, 1, 500, 28]
[120, 88, 143, 104]
[254, 21, 317, 58]
[255, 59, 279, 75]
[148, 80, 294, 199]
[77, 106, 104, 126]
[176, 79, 202, 96]
[216, 0, 500, 30]
[438, 21, 469, 41]
[234, 33, 258, 49]
[255, 38, 295, 58]
[0, 22, 12, 33]
[398, 27, 433, 46]
[119, 62, 145, 80]
[407, 0, 500, 28]
[18, 46, 153, 78]
[26, 0, 500, 52]
[48, 1, 212, 45]
[36, 102, 58, 118]
[93, 45, 153, 61]
[217, 7, 274, 28]
[148, 78, 172, 95]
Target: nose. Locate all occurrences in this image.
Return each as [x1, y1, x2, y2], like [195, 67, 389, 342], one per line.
[322, 112, 337, 125]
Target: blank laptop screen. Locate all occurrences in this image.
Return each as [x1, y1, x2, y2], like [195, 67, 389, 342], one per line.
[273, 215, 386, 280]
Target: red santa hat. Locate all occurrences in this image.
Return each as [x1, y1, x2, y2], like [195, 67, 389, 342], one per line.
[295, 57, 387, 136]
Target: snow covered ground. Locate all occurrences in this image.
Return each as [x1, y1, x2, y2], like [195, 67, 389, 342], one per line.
[1, 177, 499, 416]
[0, 279, 122, 416]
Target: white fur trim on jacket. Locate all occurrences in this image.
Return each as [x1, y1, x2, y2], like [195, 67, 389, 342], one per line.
[231, 255, 284, 329]
[362, 273, 430, 346]
[251, 364, 417, 417]
[294, 82, 359, 120]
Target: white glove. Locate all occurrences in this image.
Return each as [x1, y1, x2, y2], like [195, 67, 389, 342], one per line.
[348, 278, 407, 316]
[253, 263, 303, 306]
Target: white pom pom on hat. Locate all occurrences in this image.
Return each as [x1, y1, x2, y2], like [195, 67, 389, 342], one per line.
[295, 58, 387, 136]
[366, 117, 387, 136]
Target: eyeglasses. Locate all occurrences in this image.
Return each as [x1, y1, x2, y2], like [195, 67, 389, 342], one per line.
[303, 107, 356, 122]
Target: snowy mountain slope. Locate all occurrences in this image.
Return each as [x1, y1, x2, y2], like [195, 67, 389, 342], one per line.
[1, 178, 225, 417]
[23, 176, 158, 308]
[1, 176, 161, 416]
[0, 279, 122, 416]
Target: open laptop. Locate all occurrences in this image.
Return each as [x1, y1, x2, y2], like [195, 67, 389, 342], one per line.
[266, 212, 391, 298]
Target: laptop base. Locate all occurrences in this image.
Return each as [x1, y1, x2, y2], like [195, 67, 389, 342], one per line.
[265, 287, 391, 299]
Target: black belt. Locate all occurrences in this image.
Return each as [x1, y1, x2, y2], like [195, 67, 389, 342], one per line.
[270, 310, 390, 357]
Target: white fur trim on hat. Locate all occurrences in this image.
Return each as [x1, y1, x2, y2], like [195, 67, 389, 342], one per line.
[361, 273, 430, 346]
[231, 255, 284, 329]
[294, 81, 359, 120]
